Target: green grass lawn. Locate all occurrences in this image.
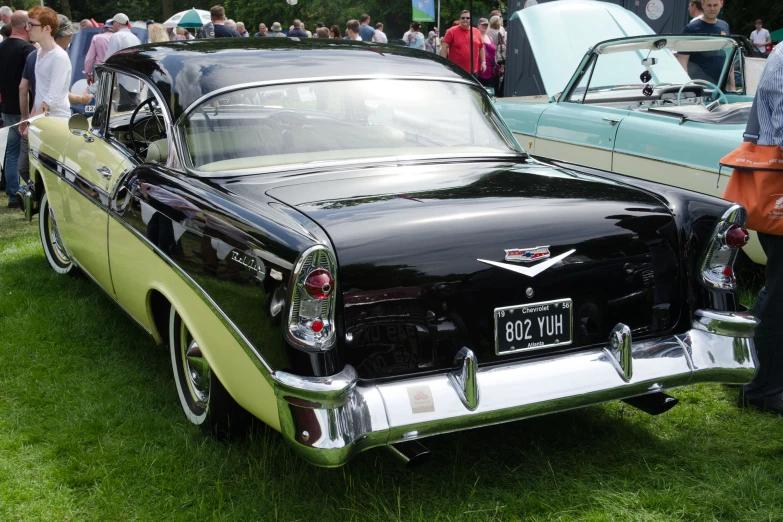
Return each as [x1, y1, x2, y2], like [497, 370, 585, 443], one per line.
[1, 197, 782, 521]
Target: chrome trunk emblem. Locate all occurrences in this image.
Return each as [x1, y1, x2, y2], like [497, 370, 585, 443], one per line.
[505, 246, 550, 262]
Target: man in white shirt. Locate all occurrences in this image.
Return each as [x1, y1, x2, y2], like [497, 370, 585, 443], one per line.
[750, 19, 771, 55]
[0, 6, 11, 28]
[688, 0, 703, 21]
[105, 13, 140, 59]
[105, 13, 141, 110]
[374, 22, 388, 43]
[23, 6, 71, 121]
[345, 19, 362, 41]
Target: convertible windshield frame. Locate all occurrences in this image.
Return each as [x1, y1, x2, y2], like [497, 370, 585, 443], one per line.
[560, 34, 739, 105]
[176, 77, 526, 178]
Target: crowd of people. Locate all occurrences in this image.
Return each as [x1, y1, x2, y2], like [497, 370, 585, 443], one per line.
[0, 3, 511, 210]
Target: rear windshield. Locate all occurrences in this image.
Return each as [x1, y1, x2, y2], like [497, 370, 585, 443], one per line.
[181, 79, 522, 172]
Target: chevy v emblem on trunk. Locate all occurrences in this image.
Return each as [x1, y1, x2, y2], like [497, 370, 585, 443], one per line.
[478, 249, 576, 278]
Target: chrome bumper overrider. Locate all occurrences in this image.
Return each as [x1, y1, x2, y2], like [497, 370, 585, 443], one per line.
[272, 310, 758, 467]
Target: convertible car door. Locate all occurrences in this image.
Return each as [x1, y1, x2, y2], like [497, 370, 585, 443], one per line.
[534, 103, 630, 171]
[59, 71, 135, 294]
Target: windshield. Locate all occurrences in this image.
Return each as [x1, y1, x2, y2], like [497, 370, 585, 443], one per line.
[569, 38, 736, 100]
[181, 79, 522, 173]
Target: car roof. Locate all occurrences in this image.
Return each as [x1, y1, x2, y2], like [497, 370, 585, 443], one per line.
[102, 38, 473, 121]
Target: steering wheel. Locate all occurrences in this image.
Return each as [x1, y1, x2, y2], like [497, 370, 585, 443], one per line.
[675, 79, 728, 108]
[266, 110, 307, 129]
[129, 96, 166, 158]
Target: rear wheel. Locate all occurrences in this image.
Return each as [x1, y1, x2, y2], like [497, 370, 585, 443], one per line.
[39, 192, 78, 275]
[169, 306, 250, 438]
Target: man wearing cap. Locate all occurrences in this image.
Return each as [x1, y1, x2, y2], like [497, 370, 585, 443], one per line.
[0, 9, 34, 205]
[425, 31, 437, 53]
[105, 13, 141, 109]
[54, 13, 77, 50]
[267, 22, 286, 37]
[84, 19, 114, 82]
[105, 13, 140, 59]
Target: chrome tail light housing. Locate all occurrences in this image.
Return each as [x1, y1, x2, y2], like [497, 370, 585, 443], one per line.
[698, 204, 748, 291]
[287, 245, 338, 350]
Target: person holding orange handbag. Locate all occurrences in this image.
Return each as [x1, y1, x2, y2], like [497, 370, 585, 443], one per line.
[722, 43, 783, 414]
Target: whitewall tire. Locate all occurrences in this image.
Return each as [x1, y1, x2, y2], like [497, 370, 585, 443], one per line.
[39, 192, 78, 275]
[169, 306, 250, 438]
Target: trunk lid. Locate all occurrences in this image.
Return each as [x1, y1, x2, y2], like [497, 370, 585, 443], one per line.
[263, 161, 682, 379]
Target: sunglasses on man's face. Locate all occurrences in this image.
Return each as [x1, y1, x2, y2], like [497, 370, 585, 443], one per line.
[460, 16, 471, 20]
[26, 21, 42, 28]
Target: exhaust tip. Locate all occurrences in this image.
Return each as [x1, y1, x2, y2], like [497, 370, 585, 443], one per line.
[387, 440, 431, 468]
[623, 392, 679, 416]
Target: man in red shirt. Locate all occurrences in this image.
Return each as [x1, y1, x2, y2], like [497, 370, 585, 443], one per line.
[440, 10, 485, 76]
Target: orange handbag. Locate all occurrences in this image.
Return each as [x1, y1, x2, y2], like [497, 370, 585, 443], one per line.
[721, 100, 783, 236]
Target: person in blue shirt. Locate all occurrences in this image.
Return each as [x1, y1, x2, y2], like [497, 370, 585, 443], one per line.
[358, 14, 376, 42]
[288, 19, 308, 38]
[677, 0, 730, 85]
[737, 43, 783, 415]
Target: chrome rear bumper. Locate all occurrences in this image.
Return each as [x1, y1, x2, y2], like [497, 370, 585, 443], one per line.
[272, 310, 757, 467]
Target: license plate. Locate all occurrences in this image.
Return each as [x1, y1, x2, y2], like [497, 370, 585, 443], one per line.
[494, 299, 573, 355]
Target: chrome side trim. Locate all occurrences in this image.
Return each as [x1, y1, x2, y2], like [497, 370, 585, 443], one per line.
[107, 212, 276, 379]
[274, 314, 756, 467]
[610, 151, 723, 176]
[183, 152, 525, 179]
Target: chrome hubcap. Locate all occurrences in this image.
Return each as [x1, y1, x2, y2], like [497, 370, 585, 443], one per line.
[47, 206, 70, 265]
[181, 326, 210, 406]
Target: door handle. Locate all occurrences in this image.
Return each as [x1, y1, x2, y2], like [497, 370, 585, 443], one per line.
[602, 117, 621, 126]
[97, 166, 112, 179]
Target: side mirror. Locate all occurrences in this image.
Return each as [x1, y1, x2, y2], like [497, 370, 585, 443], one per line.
[68, 113, 89, 136]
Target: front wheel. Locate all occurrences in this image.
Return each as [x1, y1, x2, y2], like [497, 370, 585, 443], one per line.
[39, 192, 78, 275]
[169, 306, 250, 438]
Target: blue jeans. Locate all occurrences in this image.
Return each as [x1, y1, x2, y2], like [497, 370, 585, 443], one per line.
[2, 113, 21, 203]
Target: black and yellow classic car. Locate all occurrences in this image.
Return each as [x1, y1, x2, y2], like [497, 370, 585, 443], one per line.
[22, 38, 758, 467]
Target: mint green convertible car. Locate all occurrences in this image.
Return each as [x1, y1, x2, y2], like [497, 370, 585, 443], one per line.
[496, 1, 763, 263]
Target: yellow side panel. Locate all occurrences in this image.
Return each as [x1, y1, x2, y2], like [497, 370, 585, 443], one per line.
[513, 133, 536, 155]
[535, 138, 613, 171]
[108, 218, 281, 431]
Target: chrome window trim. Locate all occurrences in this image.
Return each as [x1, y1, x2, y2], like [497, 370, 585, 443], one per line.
[175, 76, 522, 178]
[180, 152, 527, 178]
[95, 65, 178, 170]
[178, 75, 478, 124]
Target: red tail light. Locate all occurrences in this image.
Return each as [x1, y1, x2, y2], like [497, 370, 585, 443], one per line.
[724, 225, 749, 248]
[304, 269, 334, 299]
